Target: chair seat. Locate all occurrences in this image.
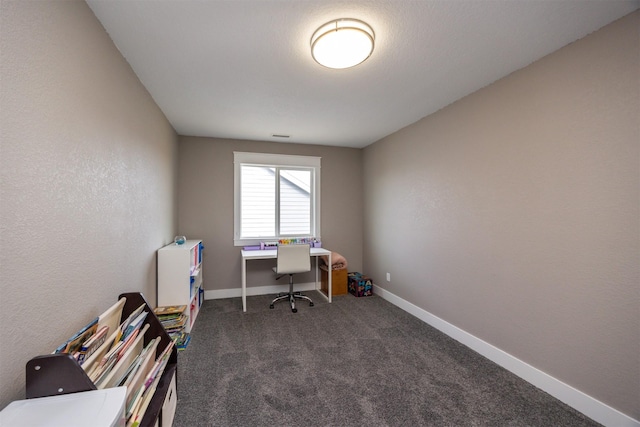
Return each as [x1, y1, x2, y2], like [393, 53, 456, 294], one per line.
[270, 244, 313, 313]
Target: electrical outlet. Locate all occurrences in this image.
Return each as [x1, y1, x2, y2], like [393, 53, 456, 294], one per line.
[386, 272, 391, 282]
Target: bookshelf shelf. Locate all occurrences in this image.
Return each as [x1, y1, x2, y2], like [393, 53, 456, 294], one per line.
[157, 240, 204, 335]
[25, 292, 178, 427]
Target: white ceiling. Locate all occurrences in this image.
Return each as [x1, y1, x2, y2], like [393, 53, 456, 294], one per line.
[86, 0, 638, 148]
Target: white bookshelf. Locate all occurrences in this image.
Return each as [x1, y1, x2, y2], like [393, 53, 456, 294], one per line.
[157, 240, 204, 333]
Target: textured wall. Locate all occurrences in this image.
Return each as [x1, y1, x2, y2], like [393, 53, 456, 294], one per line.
[0, 1, 178, 408]
[177, 137, 363, 294]
[363, 11, 639, 419]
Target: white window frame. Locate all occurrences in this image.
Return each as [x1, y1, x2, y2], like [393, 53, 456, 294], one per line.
[234, 152, 321, 246]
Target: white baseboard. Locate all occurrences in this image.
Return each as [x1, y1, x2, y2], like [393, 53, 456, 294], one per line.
[372, 284, 639, 427]
[204, 282, 316, 301]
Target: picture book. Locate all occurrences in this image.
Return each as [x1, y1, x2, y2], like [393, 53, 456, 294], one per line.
[77, 325, 109, 365]
[97, 297, 126, 338]
[153, 305, 187, 316]
[125, 337, 160, 414]
[121, 340, 153, 390]
[97, 324, 149, 390]
[158, 314, 187, 331]
[119, 303, 146, 336]
[177, 334, 191, 350]
[82, 328, 120, 374]
[121, 311, 148, 342]
[127, 341, 174, 426]
[114, 353, 142, 388]
[54, 317, 99, 355]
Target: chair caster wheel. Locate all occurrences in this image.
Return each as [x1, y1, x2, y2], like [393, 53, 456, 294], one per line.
[309, 302, 314, 307]
[292, 308, 297, 313]
[269, 304, 274, 309]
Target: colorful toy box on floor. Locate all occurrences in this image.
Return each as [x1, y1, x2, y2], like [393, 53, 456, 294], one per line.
[347, 272, 373, 297]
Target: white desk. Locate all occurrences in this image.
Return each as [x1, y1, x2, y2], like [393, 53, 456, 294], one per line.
[240, 247, 332, 312]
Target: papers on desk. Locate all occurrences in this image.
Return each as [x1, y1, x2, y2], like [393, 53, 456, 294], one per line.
[243, 239, 322, 251]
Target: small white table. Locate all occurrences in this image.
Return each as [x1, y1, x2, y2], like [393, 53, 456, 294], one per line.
[240, 247, 332, 312]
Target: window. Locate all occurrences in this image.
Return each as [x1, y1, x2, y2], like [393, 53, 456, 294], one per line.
[234, 152, 321, 246]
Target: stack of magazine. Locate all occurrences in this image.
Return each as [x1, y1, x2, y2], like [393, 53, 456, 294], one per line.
[53, 297, 174, 427]
[153, 305, 190, 350]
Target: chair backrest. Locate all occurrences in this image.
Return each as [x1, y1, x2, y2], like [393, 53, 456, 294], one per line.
[276, 244, 311, 274]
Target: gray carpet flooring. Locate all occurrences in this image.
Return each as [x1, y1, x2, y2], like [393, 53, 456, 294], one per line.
[174, 291, 600, 426]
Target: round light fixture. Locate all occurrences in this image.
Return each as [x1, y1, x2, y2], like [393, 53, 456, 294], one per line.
[311, 18, 375, 69]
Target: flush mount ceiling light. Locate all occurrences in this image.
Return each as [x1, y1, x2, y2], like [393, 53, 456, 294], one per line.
[311, 18, 375, 69]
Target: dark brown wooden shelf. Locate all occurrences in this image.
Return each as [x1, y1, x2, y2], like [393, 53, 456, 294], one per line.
[25, 292, 178, 427]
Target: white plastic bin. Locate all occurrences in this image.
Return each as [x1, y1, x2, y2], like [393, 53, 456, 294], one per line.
[0, 386, 126, 427]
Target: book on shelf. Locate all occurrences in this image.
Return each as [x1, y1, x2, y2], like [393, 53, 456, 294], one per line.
[155, 310, 185, 321]
[83, 327, 121, 375]
[128, 373, 163, 427]
[96, 324, 149, 390]
[32, 293, 178, 427]
[77, 325, 109, 365]
[158, 315, 187, 331]
[124, 337, 160, 417]
[117, 328, 141, 360]
[122, 310, 148, 342]
[156, 311, 182, 318]
[91, 323, 150, 387]
[193, 246, 199, 269]
[127, 341, 175, 427]
[165, 328, 186, 339]
[53, 317, 99, 355]
[144, 340, 174, 388]
[116, 303, 146, 342]
[121, 337, 155, 390]
[155, 303, 189, 351]
[176, 333, 190, 350]
[92, 353, 119, 386]
[97, 297, 126, 338]
[50, 300, 156, 376]
[78, 297, 127, 373]
[86, 303, 149, 383]
[112, 351, 142, 388]
[153, 305, 187, 316]
[158, 315, 190, 350]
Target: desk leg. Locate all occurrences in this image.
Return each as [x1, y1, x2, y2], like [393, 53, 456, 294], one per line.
[315, 257, 332, 303]
[328, 253, 332, 303]
[241, 257, 247, 312]
[315, 257, 319, 292]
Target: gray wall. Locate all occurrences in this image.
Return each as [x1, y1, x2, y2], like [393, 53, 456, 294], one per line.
[0, 1, 178, 408]
[1, 0, 636, 421]
[363, 11, 639, 419]
[177, 137, 363, 295]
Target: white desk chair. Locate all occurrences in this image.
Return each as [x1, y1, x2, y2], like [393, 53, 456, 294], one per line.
[269, 244, 314, 313]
